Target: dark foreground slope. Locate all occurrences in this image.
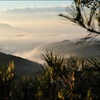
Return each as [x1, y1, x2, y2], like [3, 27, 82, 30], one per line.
[0, 52, 41, 77]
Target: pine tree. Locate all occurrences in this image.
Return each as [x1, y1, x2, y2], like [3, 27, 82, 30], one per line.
[59, 0, 100, 40]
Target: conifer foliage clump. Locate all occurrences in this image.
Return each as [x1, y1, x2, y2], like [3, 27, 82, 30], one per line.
[0, 52, 100, 100]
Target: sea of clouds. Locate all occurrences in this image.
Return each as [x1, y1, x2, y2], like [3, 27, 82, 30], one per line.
[0, 5, 89, 63]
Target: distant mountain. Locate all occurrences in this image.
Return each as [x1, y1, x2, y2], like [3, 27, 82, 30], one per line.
[0, 52, 41, 79]
[0, 23, 14, 28]
[11, 39, 100, 64]
[0, 23, 19, 30]
[0, 23, 26, 33]
[66, 42, 100, 57]
[36, 39, 77, 54]
[38, 40, 77, 53]
[37, 39, 100, 58]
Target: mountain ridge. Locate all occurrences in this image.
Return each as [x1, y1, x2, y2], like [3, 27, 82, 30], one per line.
[0, 23, 28, 33]
[0, 52, 41, 78]
[35, 39, 100, 59]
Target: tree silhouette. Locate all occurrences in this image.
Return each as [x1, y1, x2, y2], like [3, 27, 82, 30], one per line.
[0, 52, 100, 100]
[36, 51, 100, 100]
[59, 0, 100, 40]
[0, 61, 15, 100]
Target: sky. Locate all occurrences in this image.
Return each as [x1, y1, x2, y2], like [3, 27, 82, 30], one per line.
[0, 1, 71, 27]
[0, 1, 71, 9]
[0, 0, 89, 62]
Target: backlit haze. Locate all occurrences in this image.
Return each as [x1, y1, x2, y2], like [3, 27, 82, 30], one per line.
[0, 1, 89, 63]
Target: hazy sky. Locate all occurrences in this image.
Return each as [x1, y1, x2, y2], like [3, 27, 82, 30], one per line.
[0, 1, 71, 9]
[0, 1, 73, 29]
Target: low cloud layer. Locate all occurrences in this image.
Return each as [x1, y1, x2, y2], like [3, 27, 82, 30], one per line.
[0, 21, 89, 63]
[0, 3, 91, 63]
[1, 6, 66, 13]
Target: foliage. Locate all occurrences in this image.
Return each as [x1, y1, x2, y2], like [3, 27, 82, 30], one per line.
[59, 0, 100, 41]
[0, 61, 15, 100]
[17, 51, 99, 100]
[0, 1, 100, 100]
[38, 51, 100, 100]
[0, 61, 34, 100]
[0, 52, 100, 100]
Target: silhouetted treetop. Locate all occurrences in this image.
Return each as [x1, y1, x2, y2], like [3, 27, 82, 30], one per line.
[59, 0, 100, 40]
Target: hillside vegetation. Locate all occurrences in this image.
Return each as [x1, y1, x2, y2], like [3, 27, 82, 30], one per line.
[0, 51, 100, 100]
[0, 52, 41, 78]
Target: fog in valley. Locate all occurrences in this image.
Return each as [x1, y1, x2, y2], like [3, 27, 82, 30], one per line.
[0, 1, 98, 63]
[0, 22, 88, 63]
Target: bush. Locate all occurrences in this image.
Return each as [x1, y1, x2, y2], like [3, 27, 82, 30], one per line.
[0, 52, 100, 100]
